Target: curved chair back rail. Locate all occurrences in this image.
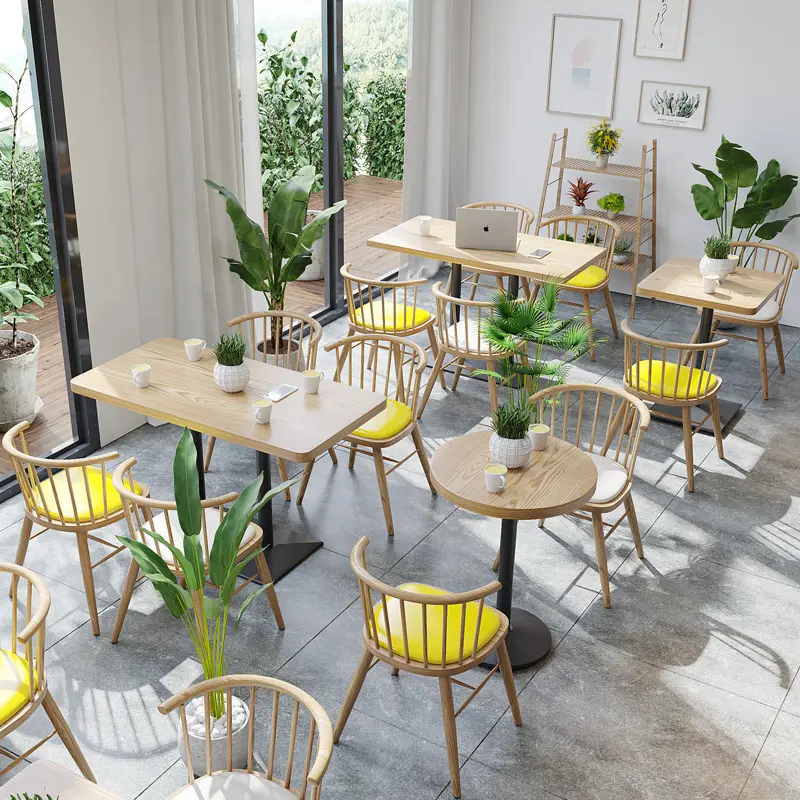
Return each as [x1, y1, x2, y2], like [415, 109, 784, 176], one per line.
[158, 674, 333, 798]
[324, 333, 427, 420]
[621, 319, 728, 404]
[350, 536, 502, 670]
[729, 240, 799, 310]
[529, 383, 651, 481]
[3, 422, 123, 530]
[537, 215, 621, 278]
[226, 310, 323, 371]
[463, 200, 535, 234]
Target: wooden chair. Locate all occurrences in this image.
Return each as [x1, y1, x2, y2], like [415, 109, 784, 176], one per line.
[0, 562, 96, 781]
[203, 310, 336, 500]
[531, 216, 622, 360]
[334, 537, 522, 799]
[110, 458, 284, 642]
[622, 320, 727, 493]
[418, 281, 513, 416]
[2, 421, 149, 637]
[158, 674, 332, 800]
[709, 241, 798, 400]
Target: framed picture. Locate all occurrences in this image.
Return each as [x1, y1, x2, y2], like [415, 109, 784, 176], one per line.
[634, 0, 691, 60]
[638, 80, 709, 130]
[546, 15, 622, 119]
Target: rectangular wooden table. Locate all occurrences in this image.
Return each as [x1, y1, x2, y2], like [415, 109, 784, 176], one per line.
[637, 257, 785, 430]
[71, 337, 386, 580]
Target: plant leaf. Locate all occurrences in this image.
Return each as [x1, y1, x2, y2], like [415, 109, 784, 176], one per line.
[691, 184, 723, 221]
[0, 89, 12, 108]
[715, 139, 758, 192]
[691, 163, 725, 208]
[295, 199, 346, 252]
[755, 214, 800, 241]
[732, 201, 772, 230]
[173, 428, 202, 537]
[117, 536, 188, 618]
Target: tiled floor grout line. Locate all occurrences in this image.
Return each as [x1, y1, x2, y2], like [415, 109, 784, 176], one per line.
[132, 757, 181, 799]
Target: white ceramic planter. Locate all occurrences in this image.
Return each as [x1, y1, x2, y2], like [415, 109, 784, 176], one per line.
[606, 210, 619, 220]
[0, 331, 40, 432]
[700, 255, 735, 280]
[489, 432, 533, 469]
[179, 695, 251, 776]
[572, 205, 586, 217]
[595, 153, 610, 169]
[613, 253, 631, 265]
[213, 362, 250, 393]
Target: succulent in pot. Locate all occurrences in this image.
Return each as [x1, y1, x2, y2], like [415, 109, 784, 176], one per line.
[567, 178, 596, 217]
[699, 235, 736, 280]
[212, 333, 249, 393]
[613, 238, 634, 265]
[597, 192, 625, 220]
[489, 398, 534, 469]
[586, 119, 621, 168]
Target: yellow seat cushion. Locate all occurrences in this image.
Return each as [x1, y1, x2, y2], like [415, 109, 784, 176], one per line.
[566, 265, 607, 289]
[353, 399, 413, 440]
[31, 466, 143, 524]
[0, 650, 35, 724]
[353, 303, 431, 332]
[630, 360, 719, 398]
[373, 583, 502, 665]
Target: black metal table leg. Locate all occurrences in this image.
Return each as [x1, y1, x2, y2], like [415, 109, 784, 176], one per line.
[191, 430, 205, 500]
[450, 262, 462, 323]
[507, 274, 520, 300]
[483, 518, 552, 670]
[695, 307, 714, 369]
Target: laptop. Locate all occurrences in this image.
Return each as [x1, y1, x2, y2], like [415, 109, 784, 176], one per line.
[455, 207, 519, 252]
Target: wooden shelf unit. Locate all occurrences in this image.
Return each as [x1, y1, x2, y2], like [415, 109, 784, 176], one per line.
[536, 129, 658, 317]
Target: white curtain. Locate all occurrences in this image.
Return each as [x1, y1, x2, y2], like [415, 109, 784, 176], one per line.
[401, 0, 472, 278]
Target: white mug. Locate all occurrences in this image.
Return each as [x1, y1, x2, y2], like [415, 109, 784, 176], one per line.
[252, 398, 272, 424]
[184, 338, 206, 361]
[131, 363, 151, 388]
[702, 276, 720, 294]
[418, 215, 432, 236]
[484, 464, 507, 493]
[302, 369, 323, 394]
[529, 423, 550, 451]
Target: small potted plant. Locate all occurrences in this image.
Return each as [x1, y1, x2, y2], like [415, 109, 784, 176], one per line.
[557, 232, 574, 242]
[700, 235, 736, 280]
[212, 333, 249, 393]
[597, 192, 625, 220]
[613, 239, 634, 265]
[584, 227, 603, 246]
[568, 178, 596, 217]
[586, 119, 622, 169]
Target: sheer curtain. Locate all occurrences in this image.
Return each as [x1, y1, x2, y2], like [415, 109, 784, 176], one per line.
[401, 0, 472, 278]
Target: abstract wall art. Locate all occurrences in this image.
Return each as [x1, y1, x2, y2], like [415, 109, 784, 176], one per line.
[638, 80, 709, 130]
[634, 0, 691, 60]
[546, 15, 622, 119]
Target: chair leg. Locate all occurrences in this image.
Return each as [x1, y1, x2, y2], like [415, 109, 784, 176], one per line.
[76, 532, 100, 636]
[42, 691, 96, 782]
[486, 359, 499, 412]
[348, 441, 358, 470]
[439, 677, 462, 799]
[368, 340, 379, 370]
[530, 283, 541, 303]
[710, 395, 725, 459]
[681, 406, 695, 493]
[427, 326, 447, 390]
[582, 293, 595, 361]
[334, 647, 373, 743]
[10, 517, 33, 595]
[412, 426, 436, 496]
[203, 436, 216, 473]
[373, 447, 395, 536]
[111, 558, 140, 643]
[604, 286, 618, 338]
[629, 270, 637, 319]
[276, 458, 292, 501]
[521, 278, 532, 300]
[418, 348, 447, 418]
[591, 511, 611, 609]
[295, 460, 315, 505]
[467, 272, 481, 301]
[451, 358, 466, 392]
[624, 494, 644, 559]
[255, 550, 285, 630]
[491, 549, 499, 572]
[496, 639, 523, 726]
[757, 327, 770, 399]
[774, 324, 786, 374]
[328, 447, 339, 465]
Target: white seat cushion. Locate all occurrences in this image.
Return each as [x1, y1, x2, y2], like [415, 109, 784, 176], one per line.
[587, 452, 628, 504]
[441, 320, 493, 354]
[172, 773, 295, 799]
[146, 508, 260, 566]
[717, 297, 780, 322]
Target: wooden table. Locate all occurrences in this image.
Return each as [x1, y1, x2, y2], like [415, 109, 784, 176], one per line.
[71, 338, 386, 580]
[637, 257, 785, 429]
[431, 430, 597, 669]
[1, 761, 121, 799]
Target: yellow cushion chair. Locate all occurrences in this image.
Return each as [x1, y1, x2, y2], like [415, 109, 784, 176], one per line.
[352, 399, 413, 440]
[0, 650, 34, 725]
[353, 303, 431, 333]
[566, 264, 607, 289]
[630, 360, 718, 398]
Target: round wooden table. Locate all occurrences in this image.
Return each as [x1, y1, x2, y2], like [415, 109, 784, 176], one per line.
[431, 430, 598, 669]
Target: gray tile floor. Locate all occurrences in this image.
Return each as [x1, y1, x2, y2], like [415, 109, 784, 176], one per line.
[3, 273, 800, 799]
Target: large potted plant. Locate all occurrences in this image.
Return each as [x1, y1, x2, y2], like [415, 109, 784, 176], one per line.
[0, 60, 44, 432]
[118, 429, 293, 774]
[206, 167, 345, 363]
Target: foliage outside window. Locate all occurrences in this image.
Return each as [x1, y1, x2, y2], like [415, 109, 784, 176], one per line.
[363, 71, 406, 180]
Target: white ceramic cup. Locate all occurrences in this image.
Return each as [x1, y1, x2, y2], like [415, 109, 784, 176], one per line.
[702, 276, 720, 294]
[131, 363, 151, 388]
[418, 215, 432, 236]
[184, 338, 206, 361]
[252, 398, 272, 424]
[529, 423, 550, 451]
[302, 369, 323, 394]
[484, 464, 507, 493]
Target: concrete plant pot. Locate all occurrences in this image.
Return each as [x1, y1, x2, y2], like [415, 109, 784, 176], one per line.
[0, 330, 40, 432]
[179, 695, 251, 776]
[595, 153, 610, 169]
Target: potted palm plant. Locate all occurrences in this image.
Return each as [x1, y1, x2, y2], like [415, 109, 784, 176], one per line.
[118, 429, 294, 774]
[568, 178, 596, 217]
[586, 120, 622, 169]
[477, 284, 595, 468]
[206, 167, 345, 363]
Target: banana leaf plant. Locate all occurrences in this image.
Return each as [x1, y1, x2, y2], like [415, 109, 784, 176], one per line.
[691, 137, 799, 254]
[206, 166, 345, 353]
[117, 428, 295, 719]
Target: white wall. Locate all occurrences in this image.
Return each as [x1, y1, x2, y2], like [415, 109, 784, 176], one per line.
[466, 0, 800, 326]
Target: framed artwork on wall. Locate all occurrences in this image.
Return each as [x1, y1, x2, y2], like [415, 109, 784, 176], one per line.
[638, 80, 709, 130]
[546, 15, 622, 119]
[634, 0, 691, 60]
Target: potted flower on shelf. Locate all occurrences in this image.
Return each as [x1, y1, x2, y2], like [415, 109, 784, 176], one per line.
[597, 192, 625, 220]
[118, 430, 295, 774]
[700, 235, 736, 280]
[613, 239, 634, 265]
[586, 119, 622, 169]
[212, 333, 249, 393]
[568, 178, 596, 217]
[476, 283, 595, 469]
